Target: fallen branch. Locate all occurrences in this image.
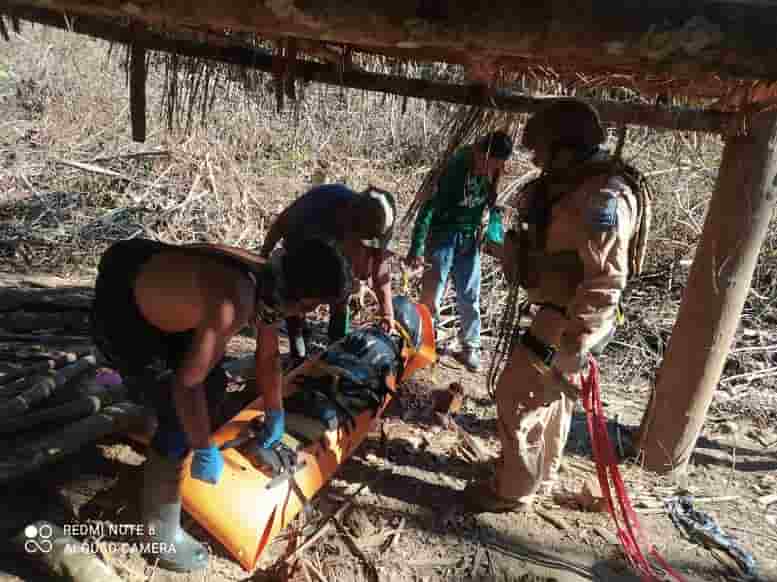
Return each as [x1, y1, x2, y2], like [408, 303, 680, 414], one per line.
[332, 519, 379, 582]
[301, 558, 328, 582]
[471, 545, 484, 578]
[438, 413, 488, 462]
[757, 493, 777, 507]
[284, 473, 388, 563]
[402, 558, 462, 569]
[385, 517, 405, 551]
[90, 149, 170, 163]
[534, 508, 569, 530]
[720, 366, 777, 385]
[55, 159, 161, 189]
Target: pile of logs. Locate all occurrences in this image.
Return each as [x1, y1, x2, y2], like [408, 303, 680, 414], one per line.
[0, 286, 150, 485]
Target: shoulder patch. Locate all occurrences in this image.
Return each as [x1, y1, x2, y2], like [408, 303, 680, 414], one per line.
[587, 190, 619, 232]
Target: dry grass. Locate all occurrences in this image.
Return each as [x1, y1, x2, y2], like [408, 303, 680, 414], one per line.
[1, 26, 777, 420]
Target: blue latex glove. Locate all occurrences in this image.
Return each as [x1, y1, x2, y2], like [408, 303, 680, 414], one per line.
[256, 409, 285, 448]
[191, 445, 224, 485]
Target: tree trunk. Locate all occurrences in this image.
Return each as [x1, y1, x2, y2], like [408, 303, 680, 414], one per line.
[637, 111, 777, 474]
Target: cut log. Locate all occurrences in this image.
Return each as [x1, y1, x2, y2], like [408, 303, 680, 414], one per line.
[0, 348, 83, 362]
[0, 401, 151, 484]
[0, 352, 82, 386]
[0, 383, 128, 436]
[0, 333, 92, 344]
[0, 311, 90, 333]
[0, 289, 93, 312]
[0, 357, 96, 420]
[11, 520, 123, 582]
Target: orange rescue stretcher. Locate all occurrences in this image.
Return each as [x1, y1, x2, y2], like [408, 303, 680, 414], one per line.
[133, 299, 435, 571]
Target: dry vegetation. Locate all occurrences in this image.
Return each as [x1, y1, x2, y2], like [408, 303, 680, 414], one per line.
[2, 26, 776, 419]
[2, 25, 777, 582]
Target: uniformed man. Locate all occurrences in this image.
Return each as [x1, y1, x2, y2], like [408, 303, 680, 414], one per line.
[260, 184, 397, 366]
[462, 99, 646, 512]
[90, 237, 351, 571]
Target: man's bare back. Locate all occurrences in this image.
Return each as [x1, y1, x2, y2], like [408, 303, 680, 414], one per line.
[133, 248, 256, 334]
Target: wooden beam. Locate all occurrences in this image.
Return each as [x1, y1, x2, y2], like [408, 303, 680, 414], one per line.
[3, 4, 735, 133]
[637, 110, 777, 474]
[129, 40, 147, 142]
[6, 0, 777, 84]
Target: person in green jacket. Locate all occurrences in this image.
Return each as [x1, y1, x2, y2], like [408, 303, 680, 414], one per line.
[405, 131, 512, 372]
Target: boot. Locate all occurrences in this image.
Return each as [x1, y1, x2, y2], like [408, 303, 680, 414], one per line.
[461, 479, 533, 514]
[140, 449, 209, 572]
[453, 348, 481, 372]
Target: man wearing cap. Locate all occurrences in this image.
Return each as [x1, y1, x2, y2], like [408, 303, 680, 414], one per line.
[260, 183, 397, 366]
[405, 131, 513, 372]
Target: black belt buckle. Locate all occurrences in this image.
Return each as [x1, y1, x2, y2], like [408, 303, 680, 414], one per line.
[521, 331, 556, 367]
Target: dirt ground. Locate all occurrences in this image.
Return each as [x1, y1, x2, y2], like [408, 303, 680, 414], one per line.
[0, 275, 776, 582]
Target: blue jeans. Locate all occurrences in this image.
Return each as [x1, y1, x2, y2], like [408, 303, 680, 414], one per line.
[421, 232, 481, 350]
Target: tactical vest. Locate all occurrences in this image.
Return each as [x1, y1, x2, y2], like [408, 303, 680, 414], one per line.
[509, 158, 651, 306]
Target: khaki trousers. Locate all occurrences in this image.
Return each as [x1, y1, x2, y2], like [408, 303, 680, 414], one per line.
[492, 343, 578, 501]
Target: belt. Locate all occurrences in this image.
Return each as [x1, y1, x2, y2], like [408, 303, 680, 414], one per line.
[520, 331, 556, 367]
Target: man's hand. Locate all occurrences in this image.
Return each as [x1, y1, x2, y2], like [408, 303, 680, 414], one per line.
[256, 409, 285, 448]
[551, 348, 588, 375]
[379, 315, 395, 333]
[191, 445, 225, 484]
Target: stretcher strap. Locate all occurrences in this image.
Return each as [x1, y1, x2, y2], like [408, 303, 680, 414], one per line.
[580, 358, 686, 582]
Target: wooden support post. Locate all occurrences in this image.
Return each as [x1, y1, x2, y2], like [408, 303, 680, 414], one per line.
[129, 41, 146, 142]
[0, 16, 10, 41]
[638, 111, 777, 474]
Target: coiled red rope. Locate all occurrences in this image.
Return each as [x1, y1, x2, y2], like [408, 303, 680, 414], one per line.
[580, 357, 686, 582]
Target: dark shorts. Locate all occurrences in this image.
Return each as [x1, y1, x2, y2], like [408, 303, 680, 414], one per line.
[90, 238, 227, 458]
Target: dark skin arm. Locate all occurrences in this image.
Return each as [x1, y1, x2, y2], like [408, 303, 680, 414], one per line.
[254, 322, 283, 410]
[371, 250, 395, 330]
[170, 268, 254, 450]
[172, 299, 247, 449]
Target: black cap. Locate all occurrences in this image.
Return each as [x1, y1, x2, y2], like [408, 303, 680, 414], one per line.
[479, 131, 513, 160]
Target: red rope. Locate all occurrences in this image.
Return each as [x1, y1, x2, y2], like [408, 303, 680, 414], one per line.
[580, 357, 686, 582]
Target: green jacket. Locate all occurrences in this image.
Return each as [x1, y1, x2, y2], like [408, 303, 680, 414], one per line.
[409, 146, 494, 257]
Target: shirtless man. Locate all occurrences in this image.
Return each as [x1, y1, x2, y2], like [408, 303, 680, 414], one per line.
[90, 237, 351, 572]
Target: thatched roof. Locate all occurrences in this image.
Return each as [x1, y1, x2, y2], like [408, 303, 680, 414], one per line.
[4, 0, 777, 135]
